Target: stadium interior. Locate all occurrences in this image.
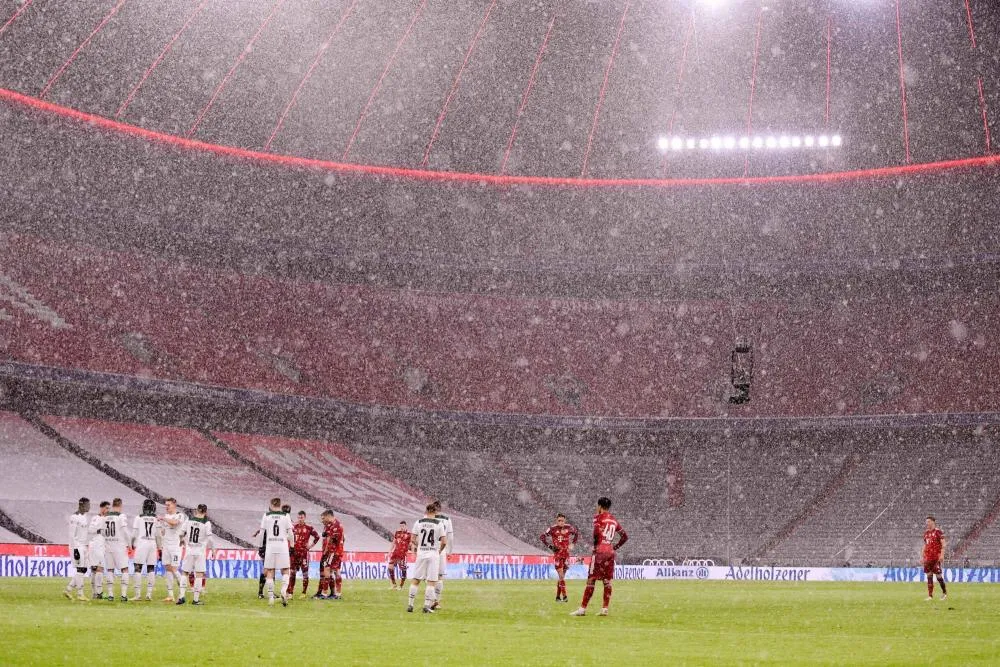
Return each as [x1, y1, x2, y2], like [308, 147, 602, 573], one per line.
[1, 0, 999, 570]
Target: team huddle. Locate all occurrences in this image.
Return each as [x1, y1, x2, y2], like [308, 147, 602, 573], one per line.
[64, 496, 213, 605]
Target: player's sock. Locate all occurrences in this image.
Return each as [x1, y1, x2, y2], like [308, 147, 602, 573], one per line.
[193, 576, 202, 603]
[400, 566, 407, 581]
[424, 584, 436, 609]
[581, 581, 595, 609]
[937, 576, 947, 595]
[258, 573, 266, 596]
[71, 572, 82, 591]
[334, 574, 342, 596]
[927, 579, 934, 597]
[266, 576, 275, 601]
[147, 575, 155, 598]
[302, 574, 309, 594]
[408, 584, 418, 608]
[120, 571, 129, 597]
[389, 568, 397, 586]
[179, 572, 188, 599]
[287, 571, 296, 593]
[166, 571, 174, 598]
[94, 573, 104, 596]
[602, 580, 613, 608]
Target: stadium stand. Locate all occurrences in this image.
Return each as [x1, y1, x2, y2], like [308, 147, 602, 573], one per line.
[39, 416, 388, 551]
[2, 234, 999, 420]
[211, 431, 539, 554]
[0, 527, 26, 543]
[0, 410, 149, 544]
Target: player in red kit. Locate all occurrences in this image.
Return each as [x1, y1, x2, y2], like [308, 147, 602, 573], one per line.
[316, 510, 345, 600]
[922, 515, 947, 601]
[571, 497, 627, 617]
[288, 511, 320, 599]
[388, 521, 411, 590]
[540, 513, 579, 602]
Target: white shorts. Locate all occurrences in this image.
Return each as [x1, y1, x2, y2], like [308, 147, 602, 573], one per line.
[105, 547, 129, 571]
[412, 553, 440, 581]
[134, 541, 158, 567]
[71, 545, 89, 570]
[162, 545, 182, 568]
[264, 544, 290, 570]
[89, 545, 105, 569]
[183, 552, 207, 573]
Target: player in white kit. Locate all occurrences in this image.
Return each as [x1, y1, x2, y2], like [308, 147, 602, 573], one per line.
[431, 500, 454, 610]
[408, 504, 447, 614]
[87, 501, 110, 599]
[101, 498, 131, 601]
[64, 497, 91, 601]
[158, 498, 187, 602]
[260, 497, 294, 606]
[130, 499, 160, 601]
[177, 504, 214, 606]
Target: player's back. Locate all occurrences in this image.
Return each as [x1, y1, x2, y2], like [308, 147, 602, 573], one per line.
[412, 517, 445, 556]
[133, 514, 158, 545]
[593, 512, 623, 551]
[184, 518, 213, 553]
[261, 512, 293, 552]
[102, 513, 129, 547]
[68, 513, 89, 546]
[437, 514, 454, 553]
[88, 515, 106, 547]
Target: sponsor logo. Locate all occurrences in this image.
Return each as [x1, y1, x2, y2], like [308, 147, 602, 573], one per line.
[725, 566, 812, 582]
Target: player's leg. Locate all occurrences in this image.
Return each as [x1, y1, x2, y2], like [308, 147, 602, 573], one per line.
[935, 561, 947, 599]
[388, 559, 397, 588]
[924, 562, 934, 599]
[600, 577, 613, 615]
[91, 566, 104, 599]
[407, 578, 421, 612]
[408, 557, 427, 611]
[287, 555, 298, 596]
[264, 566, 276, 604]
[145, 564, 156, 600]
[177, 556, 190, 605]
[333, 565, 343, 598]
[432, 552, 446, 609]
[192, 569, 205, 604]
[299, 559, 310, 598]
[279, 567, 291, 605]
[572, 557, 598, 615]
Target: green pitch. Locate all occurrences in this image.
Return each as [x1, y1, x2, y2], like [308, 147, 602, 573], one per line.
[1, 579, 999, 665]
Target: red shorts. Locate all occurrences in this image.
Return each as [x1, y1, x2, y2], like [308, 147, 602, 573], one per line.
[388, 554, 407, 568]
[553, 554, 570, 571]
[322, 552, 343, 570]
[588, 551, 615, 581]
[290, 552, 309, 570]
[923, 558, 942, 575]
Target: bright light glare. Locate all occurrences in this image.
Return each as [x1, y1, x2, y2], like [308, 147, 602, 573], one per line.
[699, 138, 709, 149]
[657, 137, 670, 152]
[710, 136, 722, 150]
[778, 136, 790, 149]
[831, 134, 842, 147]
[765, 136, 778, 149]
[791, 136, 801, 148]
[752, 136, 764, 149]
[804, 135, 814, 147]
[671, 137, 683, 151]
[686, 138, 696, 149]
[724, 136, 736, 149]
[739, 137, 750, 149]
[656, 132, 842, 153]
[818, 135, 830, 147]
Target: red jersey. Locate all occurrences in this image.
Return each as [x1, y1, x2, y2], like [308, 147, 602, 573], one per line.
[292, 523, 319, 554]
[540, 523, 580, 557]
[592, 512, 627, 555]
[390, 529, 411, 558]
[923, 527, 944, 561]
[323, 520, 345, 555]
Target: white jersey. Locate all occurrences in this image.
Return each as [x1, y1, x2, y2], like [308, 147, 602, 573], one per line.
[437, 513, 455, 554]
[160, 512, 187, 547]
[132, 514, 159, 546]
[102, 513, 130, 547]
[182, 518, 214, 554]
[411, 517, 446, 556]
[88, 515, 107, 549]
[260, 512, 293, 553]
[68, 513, 89, 548]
